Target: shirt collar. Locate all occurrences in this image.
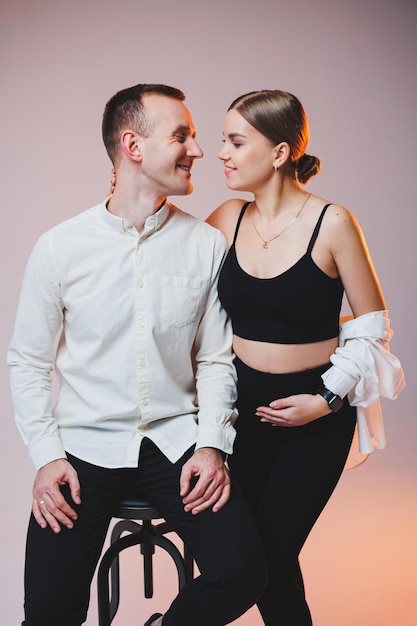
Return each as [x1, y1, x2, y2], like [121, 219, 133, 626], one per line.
[100, 198, 171, 236]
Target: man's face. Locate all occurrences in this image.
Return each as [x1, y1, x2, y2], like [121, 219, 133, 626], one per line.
[137, 94, 203, 197]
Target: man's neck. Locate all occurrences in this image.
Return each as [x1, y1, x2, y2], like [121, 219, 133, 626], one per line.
[107, 187, 167, 232]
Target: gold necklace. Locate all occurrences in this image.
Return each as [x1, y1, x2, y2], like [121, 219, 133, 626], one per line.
[252, 193, 312, 249]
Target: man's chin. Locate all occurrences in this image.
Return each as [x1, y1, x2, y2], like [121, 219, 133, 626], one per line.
[171, 184, 193, 197]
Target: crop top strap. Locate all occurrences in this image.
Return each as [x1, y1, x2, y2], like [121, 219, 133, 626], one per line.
[306, 203, 332, 255]
[232, 202, 251, 245]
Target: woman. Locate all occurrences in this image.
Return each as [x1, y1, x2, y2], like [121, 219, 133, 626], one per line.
[207, 90, 405, 625]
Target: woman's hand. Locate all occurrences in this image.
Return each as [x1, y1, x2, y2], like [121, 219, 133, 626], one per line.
[108, 168, 116, 195]
[256, 393, 331, 427]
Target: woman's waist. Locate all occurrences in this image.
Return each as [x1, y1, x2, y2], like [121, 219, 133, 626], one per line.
[233, 335, 338, 374]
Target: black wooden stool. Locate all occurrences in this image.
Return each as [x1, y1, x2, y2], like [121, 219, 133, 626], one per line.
[97, 497, 194, 625]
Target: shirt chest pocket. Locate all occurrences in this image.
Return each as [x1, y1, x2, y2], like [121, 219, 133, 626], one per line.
[160, 275, 202, 327]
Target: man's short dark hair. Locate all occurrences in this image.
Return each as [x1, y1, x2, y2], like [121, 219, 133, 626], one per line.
[102, 83, 185, 165]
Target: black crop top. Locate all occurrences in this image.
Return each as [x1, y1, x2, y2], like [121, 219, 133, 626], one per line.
[218, 203, 344, 344]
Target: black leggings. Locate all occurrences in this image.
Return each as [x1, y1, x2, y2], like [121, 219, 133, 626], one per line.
[23, 438, 266, 626]
[228, 358, 357, 626]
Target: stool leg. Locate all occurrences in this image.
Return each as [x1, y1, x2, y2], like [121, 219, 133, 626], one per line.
[183, 545, 194, 583]
[149, 534, 188, 590]
[141, 520, 155, 598]
[153, 521, 194, 584]
[98, 531, 146, 626]
[97, 523, 190, 625]
[109, 521, 143, 621]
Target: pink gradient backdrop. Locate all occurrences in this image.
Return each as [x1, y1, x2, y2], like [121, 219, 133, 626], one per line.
[1, 0, 416, 624]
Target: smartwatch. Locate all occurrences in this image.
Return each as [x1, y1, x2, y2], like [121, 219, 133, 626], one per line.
[317, 387, 344, 413]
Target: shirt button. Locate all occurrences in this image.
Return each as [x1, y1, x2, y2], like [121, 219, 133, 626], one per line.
[138, 281, 144, 288]
[142, 399, 149, 407]
[139, 360, 146, 368]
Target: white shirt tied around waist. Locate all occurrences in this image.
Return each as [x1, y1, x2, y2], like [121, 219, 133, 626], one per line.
[8, 201, 237, 471]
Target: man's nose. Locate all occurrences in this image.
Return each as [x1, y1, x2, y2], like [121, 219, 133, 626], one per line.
[188, 138, 203, 159]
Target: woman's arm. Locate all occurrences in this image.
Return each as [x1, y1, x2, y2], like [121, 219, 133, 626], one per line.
[325, 204, 386, 315]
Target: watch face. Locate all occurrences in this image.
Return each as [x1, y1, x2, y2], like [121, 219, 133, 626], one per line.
[319, 388, 343, 412]
[329, 395, 343, 412]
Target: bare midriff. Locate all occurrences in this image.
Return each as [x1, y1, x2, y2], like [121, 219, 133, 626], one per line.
[233, 335, 339, 374]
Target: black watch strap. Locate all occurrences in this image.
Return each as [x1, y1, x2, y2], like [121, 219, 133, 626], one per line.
[317, 387, 344, 413]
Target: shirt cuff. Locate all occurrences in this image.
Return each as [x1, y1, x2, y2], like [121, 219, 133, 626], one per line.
[195, 418, 237, 456]
[28, 436, 67, 471]
[321, 366, 359, 399]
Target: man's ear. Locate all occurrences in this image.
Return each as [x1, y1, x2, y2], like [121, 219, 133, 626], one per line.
[272, 141, 291, 170]
[120, 130, 142, 162]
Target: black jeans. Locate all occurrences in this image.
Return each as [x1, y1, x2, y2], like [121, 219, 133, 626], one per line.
[229, 358, 357, 626]
[23, 438, 266, 626]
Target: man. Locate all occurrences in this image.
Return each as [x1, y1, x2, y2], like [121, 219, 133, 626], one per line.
[8, 84, 266, 626]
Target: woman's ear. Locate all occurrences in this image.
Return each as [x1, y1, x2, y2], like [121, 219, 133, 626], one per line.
[272, 141, 291, 170]
[120, 130, 142, 162]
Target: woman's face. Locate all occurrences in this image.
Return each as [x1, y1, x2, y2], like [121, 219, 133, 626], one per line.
[218, 109, 276, 193]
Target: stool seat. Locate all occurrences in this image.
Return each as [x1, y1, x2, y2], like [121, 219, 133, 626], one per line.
[97, 497, 194, 626]
[114, 498, 162, 520]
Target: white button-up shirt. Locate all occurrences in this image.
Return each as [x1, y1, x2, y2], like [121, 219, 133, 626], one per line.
[321, 310, 405, 463]
[8, 201, 238, 471]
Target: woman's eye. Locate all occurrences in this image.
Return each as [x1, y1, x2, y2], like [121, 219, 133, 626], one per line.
[221, 139, 242, 148]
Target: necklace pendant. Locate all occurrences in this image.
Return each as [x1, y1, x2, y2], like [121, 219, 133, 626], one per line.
[263, 241, 268, 249]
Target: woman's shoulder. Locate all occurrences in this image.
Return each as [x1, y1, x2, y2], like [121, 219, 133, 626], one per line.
[206, 198, 250, 244]
[325, 201, 355, 220]
[315, 199, 367, 258]
[315, 199, 359, 234]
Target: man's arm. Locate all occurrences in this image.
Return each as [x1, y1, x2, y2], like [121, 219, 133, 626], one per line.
[8, 234, 66, 467]
[182, 228, 237, 514]
[8, 234, 80, 529]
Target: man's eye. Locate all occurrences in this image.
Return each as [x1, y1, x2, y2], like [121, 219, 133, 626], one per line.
[175, 134, 187, 143]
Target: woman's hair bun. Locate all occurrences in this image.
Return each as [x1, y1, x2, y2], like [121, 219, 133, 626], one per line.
[295, 153, 321, 184]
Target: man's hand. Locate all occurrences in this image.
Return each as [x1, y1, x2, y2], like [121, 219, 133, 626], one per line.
[180, 447, 231, 515]
[32, 459, 81, 533]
